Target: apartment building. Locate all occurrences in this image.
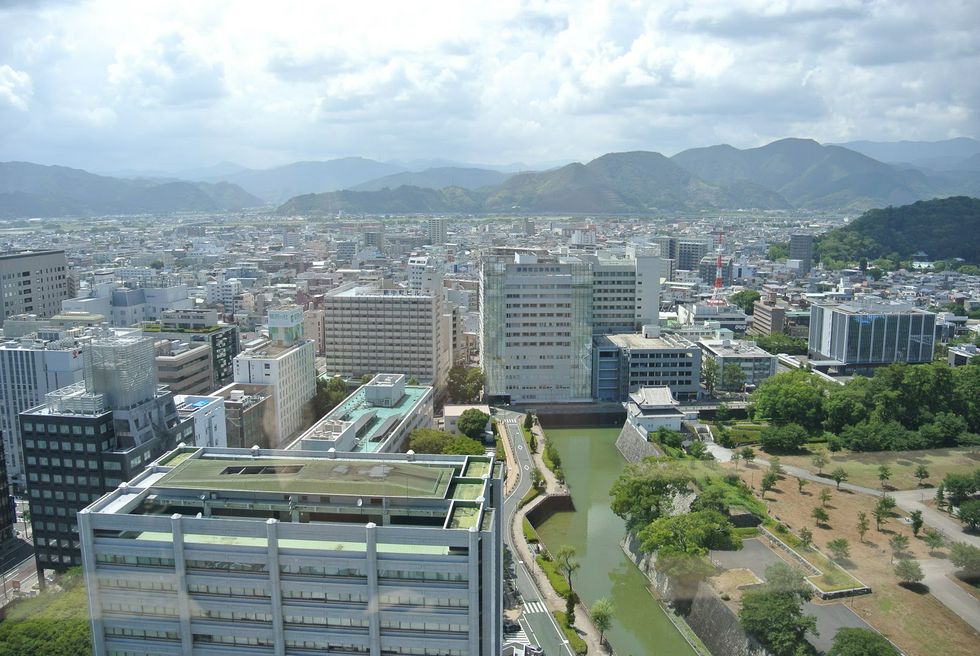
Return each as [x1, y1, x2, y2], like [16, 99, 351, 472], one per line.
[233, 307, 316, 445]
[78, 446, 503, 656]
[789, 234, 814, 274]
[0, 249, 70, 326]
[323, 283, 451, 391]
[427, 216, 448, 246]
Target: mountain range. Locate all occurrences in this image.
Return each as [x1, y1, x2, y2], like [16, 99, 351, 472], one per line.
[0, 162, 263, 219]
[3, 137, 979, 218]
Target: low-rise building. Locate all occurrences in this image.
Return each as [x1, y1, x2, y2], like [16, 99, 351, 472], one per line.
[288, 374, 434, 453]
[174, 394, 227, 448]
[623, 386, 697, 433]
[698, 338, 778, 390]
[592, 330, 701, 402]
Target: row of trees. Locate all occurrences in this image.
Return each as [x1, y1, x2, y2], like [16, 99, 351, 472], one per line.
[407, 428, 485, 455]
[701, 358, 749, 395]
[750, 363, 980, 451]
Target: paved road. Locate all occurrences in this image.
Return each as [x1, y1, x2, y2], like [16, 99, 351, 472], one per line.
[919, 559, 980, 633]
[497, 410, 574, 656]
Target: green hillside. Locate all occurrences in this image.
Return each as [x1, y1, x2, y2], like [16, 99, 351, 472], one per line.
[816, 196, 980, 265]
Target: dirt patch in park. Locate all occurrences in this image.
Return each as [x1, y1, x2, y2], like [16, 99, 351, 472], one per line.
[728, 461, 979, 656]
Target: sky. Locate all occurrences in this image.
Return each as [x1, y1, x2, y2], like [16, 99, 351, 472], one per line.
[1, 0, 978, 173]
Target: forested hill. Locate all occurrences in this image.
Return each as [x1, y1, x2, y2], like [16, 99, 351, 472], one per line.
[816, 196, 980, 266]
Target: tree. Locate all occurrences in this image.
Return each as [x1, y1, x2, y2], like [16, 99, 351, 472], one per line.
[760, 423, 808, 452]
[739, 562, 817, 656]
[959, 499, 980, 531]
[830, 467, 848, 490]
[590, 597, 614, 645]
[702, 357, 720, 397]
[555, 545, 581, 607]
[755, 333, 808, 356]
[877, 465, 892, 490]
[888, 534, 909, 562]
[730, 289, 761, 314]
[811, 451, 828, 474]
[408, 428, 484, 455]
[768, 456, 782, 476]
[894, 558, 924, 586]
[914, 464, 930, 487]
[565, 590, 577, 627]
[313, 375, 350, 416]
[406, 376, 420, 385]
[797, 478, 808, 494]
[799, 527, 813, 550]
[909, 509, 924, 537]
[935, 482, 947, 511]
[923, 530, 946, 553]
[761, 471, 778, 498]
[609, 459, 693, 532]
[740, 446, 756, 466]
[827, 538, 851, 562]
[447, 366, 485, 403]
[857, 512, 870, 543]
[149, 259, 165, 270]
[819, 488, 832, 507]
[827, 627, 899, 656]
[523, 412, 534, 430]
[456, 408, 490, 441]
[688, 440, 709, 460]
[949, 542, 980, 578]
[731, 450, 742, 470]
[811, 506, 830, 526]
[873, 496, 895, 531]
[530, 467, 545, 491]
[639, 509, 738, 579]
[722, 363, 747, 392]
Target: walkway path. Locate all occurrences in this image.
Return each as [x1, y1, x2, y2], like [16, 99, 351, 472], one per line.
[698, 423, 980, 634]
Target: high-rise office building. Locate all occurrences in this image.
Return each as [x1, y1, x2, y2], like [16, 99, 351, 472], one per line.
[233, 307, 316, 444]
[78, 445, 503, 656]
[586, 247, 661, 335]
[789, 234, 814, 274]
[0, 438, 12, 543]
[481, 250, 593, 403]
[808, 297, 936, 368]
[322, 283, 452, 391]
[0, 331, 88, 490]
[20, 331, 193, 572]
[0, 250, 70, 326]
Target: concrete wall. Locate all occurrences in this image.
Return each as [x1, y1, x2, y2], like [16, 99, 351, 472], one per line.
[525, 494, 576, 527]
[614, 421, 661, 463]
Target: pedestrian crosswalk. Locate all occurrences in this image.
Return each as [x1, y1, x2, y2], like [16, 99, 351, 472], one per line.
[504, 626, 530, 644]
[523, 600, 547, 614]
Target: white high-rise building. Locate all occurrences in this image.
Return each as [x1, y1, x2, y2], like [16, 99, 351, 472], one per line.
[0, 249, 70, 326]
[322, 283, 451, 391]
[0, 332, 88, 489]
[481, 250, 593, 403]
[233, 307, 315, 444]
[585, 246, 661, 335]
[407, 255, 443, 293]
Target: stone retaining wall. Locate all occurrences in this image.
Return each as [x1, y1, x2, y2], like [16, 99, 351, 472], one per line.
[525, 493, 575, 527]
[614, 421, 661, 463]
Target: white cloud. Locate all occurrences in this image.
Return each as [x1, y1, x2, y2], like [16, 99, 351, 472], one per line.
[0, 64, 32, 110]
[0, 0, 976, 170]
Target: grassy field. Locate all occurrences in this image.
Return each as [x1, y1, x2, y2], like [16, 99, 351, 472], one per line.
[771, 446, 980, 490]
[709, 420, 768, 446]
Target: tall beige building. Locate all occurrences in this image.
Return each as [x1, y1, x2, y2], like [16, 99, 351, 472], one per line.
[0, 250, 70, 326]
[322, 283, 451, 391]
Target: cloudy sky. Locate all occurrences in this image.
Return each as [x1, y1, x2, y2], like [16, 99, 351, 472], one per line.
[1, 0, 978, 172]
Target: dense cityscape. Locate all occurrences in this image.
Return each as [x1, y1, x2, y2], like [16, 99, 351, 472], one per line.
[3, 2, 980, 656]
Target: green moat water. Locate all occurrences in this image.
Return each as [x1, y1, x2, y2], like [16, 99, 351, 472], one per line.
[535, 427, 696, 656]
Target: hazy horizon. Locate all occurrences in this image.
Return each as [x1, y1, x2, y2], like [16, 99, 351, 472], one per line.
[1, 1, 978, 172]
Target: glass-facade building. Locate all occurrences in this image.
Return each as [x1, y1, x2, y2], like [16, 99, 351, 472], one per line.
[809, 299, 936, 367]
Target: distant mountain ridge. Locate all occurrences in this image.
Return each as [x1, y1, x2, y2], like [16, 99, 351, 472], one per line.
[351, 167, 510, 192]
[832, 137, 980, 171]
[0, 162, 263, 218]
[218, 158, 404, 202]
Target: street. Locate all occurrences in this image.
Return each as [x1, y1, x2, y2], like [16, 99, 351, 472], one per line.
[497, 410, 575, 656]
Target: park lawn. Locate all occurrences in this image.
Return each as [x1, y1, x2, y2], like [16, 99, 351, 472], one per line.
[770, 446, 980, 491]
[730, 460, 978, 656]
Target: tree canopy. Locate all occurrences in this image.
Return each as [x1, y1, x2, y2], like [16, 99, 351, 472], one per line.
[754, 333, 808, 356]
[638, 509, 740, 578]
[609, 458, 693, 532]
[730, 289, 761, 314]
[455, 408, 490, 440]
[447, 366, 485, 404]
[408, 428, 485, 455]
[739, 562, 817, 656]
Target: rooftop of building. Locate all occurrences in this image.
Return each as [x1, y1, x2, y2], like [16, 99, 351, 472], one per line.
[292, 380, 431, 453]
[84, 446, 500, 534]
[829, 297, 933, 315]
[0, 249, 65, 260]
[601, 332, 695, 350]
[699, 338, 773, 358]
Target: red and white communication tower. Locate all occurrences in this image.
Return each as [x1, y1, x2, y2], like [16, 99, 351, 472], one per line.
[707, 230, 727, 306]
